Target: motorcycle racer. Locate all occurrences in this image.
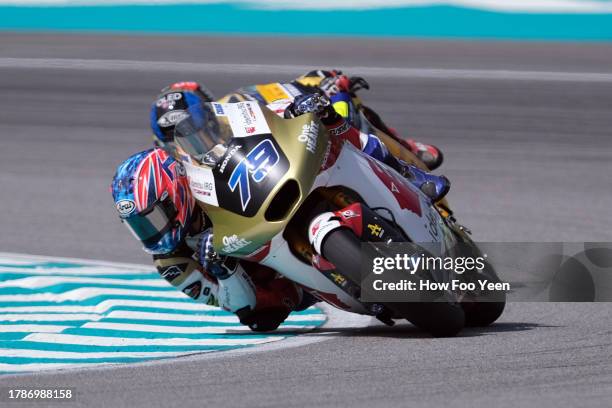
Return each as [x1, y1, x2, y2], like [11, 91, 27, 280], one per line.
[150, 71, 444, 171]
[151, 79, 449, 201]
[111, 78, 449, 332]
[111, 148, 306, 332]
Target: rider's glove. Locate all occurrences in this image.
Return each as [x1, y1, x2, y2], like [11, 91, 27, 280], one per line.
[197, 229, 233, 279]
[286, 92, 348, 127]
[285, 92, 331, 118]
[196, 229, 257, 313]
[196, 229, 216, 266]
[348, 76, 370, 94]
[320, 72, 370, 97]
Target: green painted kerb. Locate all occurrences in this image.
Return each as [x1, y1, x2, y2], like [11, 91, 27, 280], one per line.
[1, 5, 612, 40]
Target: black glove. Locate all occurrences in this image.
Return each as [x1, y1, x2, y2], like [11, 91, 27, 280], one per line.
[196, 229, 237, 279]
[285, 92, 331, 118]
[319, 72, 370, 97]
[349, 76, 370, 93]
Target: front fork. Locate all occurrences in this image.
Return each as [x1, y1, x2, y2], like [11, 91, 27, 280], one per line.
[307, 202, 406, 324]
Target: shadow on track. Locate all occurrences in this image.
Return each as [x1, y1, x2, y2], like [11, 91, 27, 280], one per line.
[300, 321, 554, 339]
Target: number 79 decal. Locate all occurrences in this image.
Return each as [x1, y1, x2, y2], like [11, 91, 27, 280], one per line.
[228, 139, 280, 211]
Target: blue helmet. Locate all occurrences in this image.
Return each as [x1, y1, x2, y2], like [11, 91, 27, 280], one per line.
[111, 148, 195, 255]
[150, 81, 214, 148]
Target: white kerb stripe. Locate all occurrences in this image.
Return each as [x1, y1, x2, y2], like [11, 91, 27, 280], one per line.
[0, 325, 71, 333]
[81, 322, 315, 334]
[0, 276, 169, 289]
[106, 310, 325, 323]
[0, 288, 185, 302]
[0, 314, 103, 322]
[23, 332, 281, 346]
[0, 299, 218, 313]
[0, 363, 116, 372]
[0, 348, 209, 360]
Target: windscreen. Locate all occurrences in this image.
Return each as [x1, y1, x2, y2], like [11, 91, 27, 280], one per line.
[174, 102, 234, 165]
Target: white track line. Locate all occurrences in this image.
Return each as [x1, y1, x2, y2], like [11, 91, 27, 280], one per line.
[0, 57, 611, 83]
[0, 276, 169, 289]
[23, 332, 280, 346]
[0, 362, 118, 373]
[105, 310, 325, 323]
[0, 252, 153, 271]
[81, 322, 315, 334]
[0, 325, 71, 333]
[0, 287, 184, 302]
[0, 266, 150, 276]
[0, 348, 205, 360]
[0, 314, 103, 322]
[0, 299, 217, 314]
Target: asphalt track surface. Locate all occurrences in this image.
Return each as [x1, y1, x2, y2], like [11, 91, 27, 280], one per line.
[1, 33, 612, 407]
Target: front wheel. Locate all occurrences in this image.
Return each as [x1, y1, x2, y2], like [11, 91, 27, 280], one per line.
[321, 228, 465, 337]
[460, 261, 506, 327]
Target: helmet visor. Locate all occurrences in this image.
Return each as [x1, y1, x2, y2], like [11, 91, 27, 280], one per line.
[122, 195, 177, 249]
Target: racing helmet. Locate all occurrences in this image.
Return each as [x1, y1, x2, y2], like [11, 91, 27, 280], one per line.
[150, 81, 214, 149]
[111, 148, 196, 255]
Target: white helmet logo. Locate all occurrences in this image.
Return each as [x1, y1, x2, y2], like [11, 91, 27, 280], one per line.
[157, 110, 189, 128]
[116, 199, 136, 217]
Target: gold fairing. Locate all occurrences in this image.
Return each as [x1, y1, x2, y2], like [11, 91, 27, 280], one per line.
[198, 108, 330, 257]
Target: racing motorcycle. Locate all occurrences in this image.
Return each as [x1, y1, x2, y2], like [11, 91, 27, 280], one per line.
[173, 100, 505, 337]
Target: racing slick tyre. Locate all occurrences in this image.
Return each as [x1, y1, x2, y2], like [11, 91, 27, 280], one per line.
[320, 228, 465, 337]
[460, 261, 506, 327]
[461, 300, 505, 327]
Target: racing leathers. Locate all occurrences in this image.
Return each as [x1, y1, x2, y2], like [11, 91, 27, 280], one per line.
[151, 208, 306, 332]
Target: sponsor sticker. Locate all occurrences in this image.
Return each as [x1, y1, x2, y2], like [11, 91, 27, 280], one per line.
[212, 102, 226, 116]
[226, 102, 272, 138]
[171, 81, 199, 91]
[266, 99, 293, 115]
[282, 83, 303, 98]
[340, 209, 358, 219]
[219, 144, 242, 174]
[156, 92, 182, 109]
[311, 220, 321, 236]
[298, 120, 319, 154]
[116, 199, 136, 217]
[222, 234, 252, 253]
[159, 265, 183, 282]
[183, 281, 203, 300]
[182, 161, 219, 206]
[255, 83, 290, 103]
[328, 121, 350, 136]
[367, 223, 385, 238]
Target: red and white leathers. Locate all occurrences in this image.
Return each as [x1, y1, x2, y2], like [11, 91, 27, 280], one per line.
[151, 211, 306, 332]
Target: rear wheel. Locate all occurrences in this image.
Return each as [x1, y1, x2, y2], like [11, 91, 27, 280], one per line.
[321, 228, 465, 337]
